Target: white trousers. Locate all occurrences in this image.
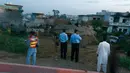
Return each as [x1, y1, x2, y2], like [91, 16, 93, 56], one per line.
[97, 64, 107, 73]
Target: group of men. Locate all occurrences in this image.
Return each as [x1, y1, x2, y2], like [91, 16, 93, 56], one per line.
[59, 29, 82, 62]
[25, 30, 111, 73]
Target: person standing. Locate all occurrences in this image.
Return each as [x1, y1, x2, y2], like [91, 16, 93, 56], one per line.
[70, 29, 82, 62]
[26, 31, 39, 65]
[96, 36, 110, 73]
[59, 29, 68, 59]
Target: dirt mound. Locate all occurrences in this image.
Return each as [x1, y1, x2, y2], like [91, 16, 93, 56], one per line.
[77, 25, 98, 47]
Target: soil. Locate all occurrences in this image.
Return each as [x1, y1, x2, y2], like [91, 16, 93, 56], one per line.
[0, 45, 97, 71]
[0, 36, 129, 73]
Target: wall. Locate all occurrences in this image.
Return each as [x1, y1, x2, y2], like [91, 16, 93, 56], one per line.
[0, 8, 7, 22]
[109, 16, 114, 23]
[107, 25, 130, 34]
[108, 15, 130, 34]
[25, 18, 45, 27]
[26, 28, 44, 32]
[88, 16, 104, 21]
[0, 62, 98, 73]
[107, 26, 113, 33]
[82, 17, 88, 22]
[117, 26, 130, 34]
[0, 7, 24, 31]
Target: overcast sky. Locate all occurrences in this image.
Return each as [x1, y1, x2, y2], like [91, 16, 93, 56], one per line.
[1, 0, 130, 15]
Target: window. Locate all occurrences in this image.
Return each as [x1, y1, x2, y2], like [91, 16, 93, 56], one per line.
[93, 18, 96, 20]
[119, 29, 122, 32]
[122, 19, 127, 23]
[123, 29, 127, 33]
[97, 18, 100, 20]
[112, 26, 118, 32]
[114, 17, 119, 22]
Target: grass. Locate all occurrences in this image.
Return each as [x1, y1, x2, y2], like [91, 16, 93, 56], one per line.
[120, 57, 130, 70]
[0, 30, 28, 54]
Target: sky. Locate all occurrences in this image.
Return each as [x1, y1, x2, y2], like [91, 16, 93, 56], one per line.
[1, 0, 130, 15]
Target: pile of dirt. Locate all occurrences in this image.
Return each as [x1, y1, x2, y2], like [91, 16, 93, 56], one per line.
[77, 25, 98, 47]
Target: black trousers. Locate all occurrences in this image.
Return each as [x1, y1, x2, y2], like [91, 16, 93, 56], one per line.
[71, 43, 79, 62]
[60, 42, 67, 59]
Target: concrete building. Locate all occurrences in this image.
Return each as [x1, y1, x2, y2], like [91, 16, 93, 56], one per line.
[96, 10, 116, 22]
[24, 13, 45, 27]
[24, 13, 46, 32]
[66, 15, 78, 20]
[96, 10, 130, 34]
[78, 15, 104, 21]
[78, 15, 104, 24]
[107, 13, 130, 34]
[0, 3, 24, 31]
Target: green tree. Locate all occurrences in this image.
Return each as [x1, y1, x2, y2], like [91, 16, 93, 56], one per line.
[91, 20, 104, 41]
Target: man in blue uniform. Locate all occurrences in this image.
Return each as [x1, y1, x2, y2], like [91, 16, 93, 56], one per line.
[70, 29, 82, 62]
[59, 29, 68, 59]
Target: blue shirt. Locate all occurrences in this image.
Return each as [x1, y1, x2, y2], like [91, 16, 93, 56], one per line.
[70, 33, 82, 43]
[59, 32, 68, 43]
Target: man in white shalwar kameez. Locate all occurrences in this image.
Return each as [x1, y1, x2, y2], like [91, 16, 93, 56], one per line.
[97, 37, 110, 73]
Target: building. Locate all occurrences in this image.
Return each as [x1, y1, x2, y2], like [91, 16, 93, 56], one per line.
[0, 3, 24, 31]
[96, 10, 116, 22]
[66, 15, 78, 20]
[24, 13, 45, 27]
[78, 15, 104, 23]
[31, 13, 45, 20]
[107, 12, 130, 34]
[54, 18, 70, 25]
[24, 12, 46, 32]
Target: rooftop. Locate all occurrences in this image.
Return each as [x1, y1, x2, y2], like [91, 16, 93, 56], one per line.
[5, 3, 23, 7]
[0, 4, 23, 11]
[32, 13, 44, 15]
[54, 18, 70, 25]
[78, 15, 104, 17]
[111, 12, 130, 18]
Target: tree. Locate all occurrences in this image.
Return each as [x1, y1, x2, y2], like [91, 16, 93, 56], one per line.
[91, 20, 103, 30]
[91, 20, 104, 41]
[52, 10, 60, 17]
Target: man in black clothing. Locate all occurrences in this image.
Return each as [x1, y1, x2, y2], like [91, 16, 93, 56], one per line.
[70, 29, 82, 62]
[59, 29, 68, 59]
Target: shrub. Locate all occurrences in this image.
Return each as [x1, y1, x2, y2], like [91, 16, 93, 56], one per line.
[0, 33, 28, 54]
[118, 37, 130, 54]
[120, 57, 130, 70]
[112, 32, 123, 36]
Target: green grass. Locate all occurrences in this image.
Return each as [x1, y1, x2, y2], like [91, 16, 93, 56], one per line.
[120, 57, 130, 70]
[0, 31, 28, 54]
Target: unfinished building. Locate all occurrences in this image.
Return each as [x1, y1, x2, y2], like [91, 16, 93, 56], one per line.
[0, 3, 24, 32]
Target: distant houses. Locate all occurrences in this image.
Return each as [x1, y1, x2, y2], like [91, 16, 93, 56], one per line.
[24, 13, 45, 27]
[96, 10, 130, 35]
[78, 15, 104, 22]
[107, 13, 130, 34]
[1, 3, 130, 36]
[0, 3, 24, 32]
